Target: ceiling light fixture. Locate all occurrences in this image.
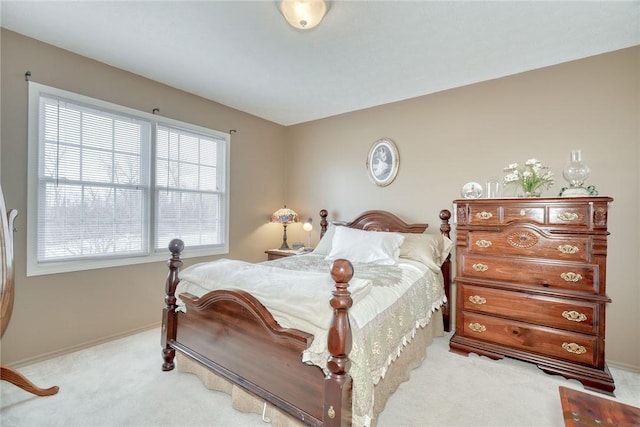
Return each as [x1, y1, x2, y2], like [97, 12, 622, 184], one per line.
[280, 0, 328, 30]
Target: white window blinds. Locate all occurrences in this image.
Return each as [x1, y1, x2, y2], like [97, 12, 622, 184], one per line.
[155, 125, 226, 250]
[37, 94, 151, 262]
[28, 83, 230, 276]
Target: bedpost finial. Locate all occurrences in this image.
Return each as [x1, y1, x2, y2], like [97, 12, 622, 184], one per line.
[330, 259, 353, 284]
[439, 209, 452, 238]
[319, 209, 329, 240]
[168, 239, 184, 255]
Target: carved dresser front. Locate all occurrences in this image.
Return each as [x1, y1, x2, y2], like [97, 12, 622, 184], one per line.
[449, 196, 615, 395]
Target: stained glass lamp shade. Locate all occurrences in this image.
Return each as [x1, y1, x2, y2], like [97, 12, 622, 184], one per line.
[271, 206, 299, 250]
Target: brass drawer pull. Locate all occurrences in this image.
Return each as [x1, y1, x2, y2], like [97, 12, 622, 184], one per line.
[475, 211, 493, 220]
[468, 323, 486, 333]
[327, 405, 335, 419]
[562, 310, 587, 322]
[472, 263, 488, 272]
[468, 295, 487, 305]
[562, 342, 587, 355]
[475, 239, 493, 248]
[558, 244, 580, 254]
[560, 272, 583, 282]
[558, 212, 579, 221]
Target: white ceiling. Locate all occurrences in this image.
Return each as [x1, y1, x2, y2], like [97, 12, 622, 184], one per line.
[1, 1, 639, 126]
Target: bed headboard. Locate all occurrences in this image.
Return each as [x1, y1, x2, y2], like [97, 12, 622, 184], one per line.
[319, 209, 452, 239]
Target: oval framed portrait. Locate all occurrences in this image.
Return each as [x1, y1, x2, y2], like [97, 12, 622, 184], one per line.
[366, 138, 399, 187]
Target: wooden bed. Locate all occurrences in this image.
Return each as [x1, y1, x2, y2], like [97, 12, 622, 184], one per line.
[161, 209, 452, 426]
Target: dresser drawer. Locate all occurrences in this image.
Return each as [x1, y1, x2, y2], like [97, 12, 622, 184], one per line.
[467, 205, 501, 225]
[460, 254, 598, 294]
[467, 204, 546, 225]
[503, 206, 545, 224]
[461, 285, 598, 334]
[468, 228, 590, 262]
[549, 205, 590, 227]
[459, 312, 598, 366]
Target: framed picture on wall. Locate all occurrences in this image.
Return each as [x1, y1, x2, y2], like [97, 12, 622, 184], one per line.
[366, 138, 399, 187]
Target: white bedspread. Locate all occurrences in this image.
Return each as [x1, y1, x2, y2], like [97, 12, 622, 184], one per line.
[176, 258, 372, 334]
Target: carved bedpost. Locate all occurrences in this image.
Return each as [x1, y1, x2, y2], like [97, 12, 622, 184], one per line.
[161, 238, 184, 371]
[324, 259, 353, 427]
[439, 209, 452, 332]
[439, 209, 451, 239]
[319, 209, 328, 239]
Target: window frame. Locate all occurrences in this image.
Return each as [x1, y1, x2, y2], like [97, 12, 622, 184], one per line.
[27, 82, 230, 276]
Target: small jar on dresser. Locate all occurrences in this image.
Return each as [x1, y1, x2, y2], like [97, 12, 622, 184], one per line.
[449, 196, 615, 395]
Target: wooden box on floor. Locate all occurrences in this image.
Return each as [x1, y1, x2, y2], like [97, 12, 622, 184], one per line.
[559, 386, 640, 426]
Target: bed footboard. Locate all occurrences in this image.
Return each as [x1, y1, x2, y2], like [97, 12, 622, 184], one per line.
[161, 240, 354, 426]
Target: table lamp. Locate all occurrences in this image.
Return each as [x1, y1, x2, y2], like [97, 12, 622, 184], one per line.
[561, 149, 595, 197]
[271, 206, 299, 250]
[303, 218, 313, 249]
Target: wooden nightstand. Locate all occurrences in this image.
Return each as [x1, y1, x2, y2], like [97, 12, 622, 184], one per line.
[265, 248, 311, 260]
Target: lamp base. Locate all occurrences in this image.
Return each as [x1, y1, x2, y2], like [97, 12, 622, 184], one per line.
[279, 224, 290, 250]
[279, 241, 291, 250]
[560, 186, 593, 197]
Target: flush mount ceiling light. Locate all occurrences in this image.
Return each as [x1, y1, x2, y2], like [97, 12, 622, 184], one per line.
[279, 0, 328, 30]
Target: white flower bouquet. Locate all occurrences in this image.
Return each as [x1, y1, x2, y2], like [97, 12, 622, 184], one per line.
[503, 158, 554, 196]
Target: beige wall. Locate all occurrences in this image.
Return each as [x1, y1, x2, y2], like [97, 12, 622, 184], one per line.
[0, 29, 288, 364]
[286, 47, 640, 371]
[2, 29, 639, 372]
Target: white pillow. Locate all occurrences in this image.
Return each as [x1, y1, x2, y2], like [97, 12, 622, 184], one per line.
[399, 232, 454, 272]
[325, 226, 404, 265]
[311, 225, 337, 256]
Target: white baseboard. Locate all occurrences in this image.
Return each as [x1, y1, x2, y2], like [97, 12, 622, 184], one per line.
[6, 322, 160, 369]
[607, 359, 640, 373]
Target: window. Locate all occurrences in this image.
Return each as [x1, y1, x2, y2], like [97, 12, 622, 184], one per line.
[155, 125, 226, 249]
[27, 83, 229, 276]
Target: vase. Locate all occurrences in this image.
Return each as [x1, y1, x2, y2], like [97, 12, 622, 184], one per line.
[485, 177, 501, 198]
[524, 189, 541, 197]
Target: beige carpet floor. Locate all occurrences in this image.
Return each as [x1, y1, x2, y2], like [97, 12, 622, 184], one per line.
[1, 328, 638, 427]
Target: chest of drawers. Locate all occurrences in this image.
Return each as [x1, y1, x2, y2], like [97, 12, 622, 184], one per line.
[449, 197, 615, 395]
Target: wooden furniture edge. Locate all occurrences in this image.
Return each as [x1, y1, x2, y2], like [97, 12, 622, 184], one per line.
[559, 385, 640, 426]
[0, 186, 59, 396]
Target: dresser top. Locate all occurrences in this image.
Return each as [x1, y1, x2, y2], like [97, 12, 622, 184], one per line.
[453, 196, 613, 204]
[453, 196, 612, 230]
